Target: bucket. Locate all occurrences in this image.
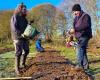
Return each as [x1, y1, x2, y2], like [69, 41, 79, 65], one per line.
[22, 25, 39, 39]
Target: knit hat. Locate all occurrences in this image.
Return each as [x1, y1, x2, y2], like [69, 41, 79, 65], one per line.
[72, 4, 81, 11]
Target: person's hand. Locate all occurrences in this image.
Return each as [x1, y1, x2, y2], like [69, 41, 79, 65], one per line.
[69, 28, 75, 34]
[21, 34, 28, 39]
[21, 34, 25, 37]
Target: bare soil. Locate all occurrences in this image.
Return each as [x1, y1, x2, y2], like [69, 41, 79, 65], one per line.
[19, 48, 92, 80]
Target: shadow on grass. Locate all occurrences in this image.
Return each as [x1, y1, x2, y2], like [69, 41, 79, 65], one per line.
[85, 67, 100, 80]
[89, 59, 100, 64]
[84, 60, 100, 80]
[87, 68, 100, 75]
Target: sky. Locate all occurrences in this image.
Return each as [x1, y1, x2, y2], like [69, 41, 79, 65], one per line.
[96, 0, 100, 17]
[0, 0, 62, 10]
[97, 0, 100, 8]
[0, 0, 100, 17]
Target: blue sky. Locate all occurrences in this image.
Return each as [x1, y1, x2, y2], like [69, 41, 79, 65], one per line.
[96, 0, 100, 17]
[96, 0, 100, 8]
[0, 0, 62, 10]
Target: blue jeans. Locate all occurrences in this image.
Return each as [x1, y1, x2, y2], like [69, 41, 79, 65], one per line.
[76, 37, 89, 69]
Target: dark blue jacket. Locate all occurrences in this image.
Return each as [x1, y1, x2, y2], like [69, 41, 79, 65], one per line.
[73, 11, 92, 39]
[10, 13, 28, 40]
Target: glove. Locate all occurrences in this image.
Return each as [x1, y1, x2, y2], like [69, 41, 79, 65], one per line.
[69, 28, 75, 34]
[21, 34, 25, 38]
[21, 34, 30, 39]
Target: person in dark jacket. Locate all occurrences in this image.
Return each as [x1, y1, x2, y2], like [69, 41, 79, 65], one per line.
[72, 4, 92, 70]
[10, 3, 29, 75]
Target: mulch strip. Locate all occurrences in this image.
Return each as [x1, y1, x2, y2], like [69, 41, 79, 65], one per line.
[19, 48, 93, 80]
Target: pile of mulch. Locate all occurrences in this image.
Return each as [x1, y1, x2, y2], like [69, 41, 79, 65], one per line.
[20, 49, 92, 80]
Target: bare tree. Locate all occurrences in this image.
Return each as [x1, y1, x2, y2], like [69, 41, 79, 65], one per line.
[59, 0, 98, 34]
[29, 4, 66, 41]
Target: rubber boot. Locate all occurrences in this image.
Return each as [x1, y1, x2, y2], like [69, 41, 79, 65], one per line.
[15, 56, 20, 75]
[22, 54, 27, 68]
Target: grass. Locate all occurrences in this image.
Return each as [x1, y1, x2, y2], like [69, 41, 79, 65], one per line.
[0, 58, 15, 78]
[0, 40, 13, 48]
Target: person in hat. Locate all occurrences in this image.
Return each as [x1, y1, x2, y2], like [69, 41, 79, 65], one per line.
[72, 4, 92, 70]
[10, 3, 29, 75]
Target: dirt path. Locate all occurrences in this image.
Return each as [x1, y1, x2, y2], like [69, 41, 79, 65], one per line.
[0, 47, 14, 54]
[18, 48, 93, 80]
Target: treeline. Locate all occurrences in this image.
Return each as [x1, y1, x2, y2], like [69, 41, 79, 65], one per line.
[0, 2, 100, 45]
[28, 4, 66, 41]
[0, 4, 66, 44]
[0, 10, 13, 44]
